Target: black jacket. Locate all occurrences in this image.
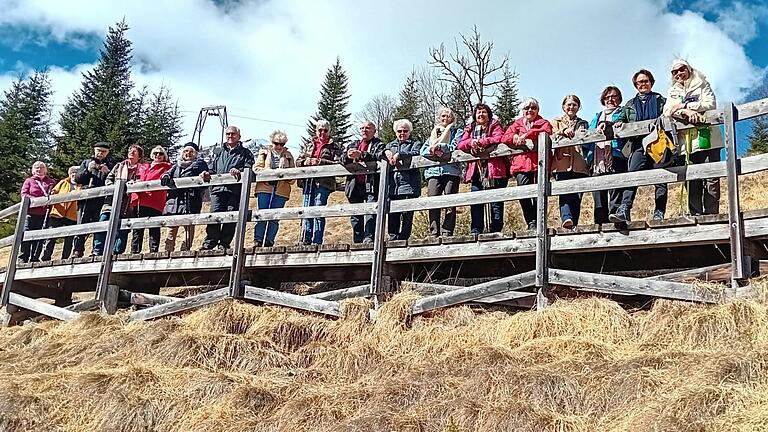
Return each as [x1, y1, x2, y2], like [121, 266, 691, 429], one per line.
[162, 159, 210, 215]
[381, 138, 423, 197]
[209, 142, 255, 195]
[341, 137, 384, 198]
[75, 156, 115, 215]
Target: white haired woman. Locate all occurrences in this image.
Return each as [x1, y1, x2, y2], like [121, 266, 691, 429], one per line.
[19, 161, 56, 262]
[420, 107, 462, 237]
[296, 119, 341, 245]
[129, 145, 172, 253]
[382, 119, 423, 241]
[662, 59, 723, 216]
[253, 130, 295, 247]
[160, 142, 210, 252]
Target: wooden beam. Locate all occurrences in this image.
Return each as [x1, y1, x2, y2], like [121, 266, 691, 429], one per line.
[118, 289, 176, 306]
[28, 185, 112, 209]
[243, 285, 341, 316]
[0, 202, 20, 221]
[644, 263, 732, 282]
[411, 270, 537, 315]
[251, 201, 376, 222]
[370, 160, 391, 302]
[406, 281, 535, 303]
[129, 287, 229, 321]
[229, 169, 252, 297]
[95, 179, 126, 307]
[23, 220, 109, 242]
[548, 269, 718, 302]
[1, 196, 29, 306]
[308, 284, 370, 301]
[0, 234, 13, 249]
[724, 102, 749, 282]
[8, 292, 79, 320]
[535, 133, 551, 308]
[64, 298, 100, 312]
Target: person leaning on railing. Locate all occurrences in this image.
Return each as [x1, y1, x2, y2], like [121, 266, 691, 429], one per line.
[129, 146, 172, 254]
[160, 142, 210, 252]
[551, 95, 590, 229]
[72, 142, 114, 258]
[18, 161, 55, 263]
[502, 97, 553, 231]
[40, 165, 81, 261]
[382, 119, 422, 241]
[201, 126, 255, 251]
[252, 130, 295, 248]
[340, 120, 384, 244]
[584, 86, 629, 225]
[457, 103, 508, 235]
[296, 119, 341, 246]
[421, 107, 462, 238]
[616, 69, 669, 223]
[662, 59, 723, 216]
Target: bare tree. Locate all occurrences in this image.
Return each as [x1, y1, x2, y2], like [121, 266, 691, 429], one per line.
[355, 93, 397, 138]
[428, 25, 509, 109]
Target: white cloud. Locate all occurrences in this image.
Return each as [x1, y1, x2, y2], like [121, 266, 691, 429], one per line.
[0, 0, 764, 154]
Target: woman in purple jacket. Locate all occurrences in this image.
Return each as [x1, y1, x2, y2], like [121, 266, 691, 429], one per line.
[19, 161, 56, 262]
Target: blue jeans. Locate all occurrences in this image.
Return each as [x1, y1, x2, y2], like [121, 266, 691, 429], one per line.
[470, 175, 509, 234]
[254, 191, 288, 247]
[301, 184, 331, 245]
[93, 211, 129, 256]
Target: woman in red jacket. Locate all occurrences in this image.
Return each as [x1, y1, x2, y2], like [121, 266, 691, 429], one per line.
[130, 146, 172, 253]
[502, 97, 553, 230]
[457, 103, 508, 234]
[19, 161, 56, 262]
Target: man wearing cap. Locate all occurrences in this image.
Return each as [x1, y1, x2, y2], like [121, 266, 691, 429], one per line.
[201, 126, 255, 250]
[72, 142, 115, 257]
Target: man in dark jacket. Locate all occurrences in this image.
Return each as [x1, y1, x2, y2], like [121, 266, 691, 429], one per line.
[340, 120, 384, 243]
[201, 126, 255, 250]
[72, 142, 114, 257]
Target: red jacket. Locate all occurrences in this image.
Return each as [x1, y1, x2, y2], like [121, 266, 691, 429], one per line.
[502, 115, 553, 174]
[130, 162, 172, 212]
[457, 118, 508, 181]
[21, 175, 56, 216]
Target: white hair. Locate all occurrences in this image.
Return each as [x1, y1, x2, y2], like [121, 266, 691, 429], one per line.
[315, 119, 331, 131]
[435, 107, 455, 124]
[68, 165, 79, 175]
[518, 97, 540, 114]
[269, 130, 288, 144]
[392, 118, 413, 132]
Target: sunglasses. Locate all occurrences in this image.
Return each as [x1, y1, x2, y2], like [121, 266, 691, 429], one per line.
[272, 141, 285, 146]
[396, 129, 410, 133]
[671, 67, 687, 75]
[635, 79, 651, 84]
[317, 128, 329, 132]
[523, 106, 538, 111]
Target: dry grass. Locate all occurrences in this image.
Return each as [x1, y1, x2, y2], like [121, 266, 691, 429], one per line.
[1, 279, 768, 430]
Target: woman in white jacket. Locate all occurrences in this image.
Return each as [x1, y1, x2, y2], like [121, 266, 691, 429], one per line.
[662, 59, 723, 216]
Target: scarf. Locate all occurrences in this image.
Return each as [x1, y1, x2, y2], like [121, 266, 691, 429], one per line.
[472, 123, 494, 187]
[355, 139, 371, 186]
[312, 136, 330, 159]
[633, 92, 660, 121]
[429, 123, 454, 146]
[594, 109, 619, 175]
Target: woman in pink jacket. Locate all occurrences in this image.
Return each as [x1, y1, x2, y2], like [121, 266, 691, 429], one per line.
[130, 146, 172, 253]
[19, 161, 56, 262]
[457, 103, 508, 234]
[502, 97, 553, 230]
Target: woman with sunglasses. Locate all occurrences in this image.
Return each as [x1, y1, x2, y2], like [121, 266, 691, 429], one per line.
[662, 59, 723, 216]
[130, 145, 172, 253]
[584, 86, 629, 224]
[253, 130, 295, 247]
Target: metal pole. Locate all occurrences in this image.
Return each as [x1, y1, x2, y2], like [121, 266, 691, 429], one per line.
[535, 133, 552, 309]
[369, 160, 391, 307]
[723, 102, 749, 285]
[229, 168, 253, 297]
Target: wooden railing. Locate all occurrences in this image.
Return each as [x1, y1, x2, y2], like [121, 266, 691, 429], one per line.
[1, 97, 767, 319]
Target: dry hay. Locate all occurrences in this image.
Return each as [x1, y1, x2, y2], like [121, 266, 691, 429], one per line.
[2, 284, 768, 431]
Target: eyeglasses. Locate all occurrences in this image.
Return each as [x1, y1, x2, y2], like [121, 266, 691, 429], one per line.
[225, 132, 238, 135]
[272, 141, 285, 146]
[603, 94, 620, 100]
[523, 106, 538, 111]
[671, 67, 687, 75]
[152, 152, 165, 156]
[396, 129, 410, 133]
[635, 79, 651, 84]
[317, 128, 329, 132]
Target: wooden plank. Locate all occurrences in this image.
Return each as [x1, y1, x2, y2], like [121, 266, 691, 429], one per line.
[0, 234, 14, 249]
[101, 284, 119, 314]
[64, 298, 100, 312]
[724, 102, 748, 282]
[118, 289, 176, 306]
[370, 160, 391, 301]
[125, 172, 238, 193]
[120, 211, 239, 230]
[0, 202, 20, 221]
[308, 284, 370, 301]
[28, 185, 112, 209]
[229, 169, 252, 297]
[548, 269, 717, 302]
[535, 133, 551, 308]
[407, 281, 535, 303]
[243, 285, 341, 316]
[645, 263, 732, 282]
[8, 292, 79, 321]
[1, 196, 29, 306]
[23, 220, 109, 242]
[95, 179, 126, 306]
[129, 287, 229, 321]
[412, 271, 536, 315]
[250, 201, 376, 222]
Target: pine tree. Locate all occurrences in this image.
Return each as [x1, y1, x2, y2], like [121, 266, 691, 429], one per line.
[304, 57, 352, 152]
[0, 71, 53, 207]
[748, 116, 768, 155]
[54, 20, 138, 170]
[391, 72, 422, 142]
[137, 85, 183, 158]
[494, 65, 520, 128]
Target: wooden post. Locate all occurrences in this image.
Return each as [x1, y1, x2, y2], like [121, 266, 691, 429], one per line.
[95, 179, 126, 308]
[1, 197, 29, 307]
[229, 169, 253, 298]
[724, 101, 750, 285]
[369, 160, 391, 307]
[535, 133, 552, 309]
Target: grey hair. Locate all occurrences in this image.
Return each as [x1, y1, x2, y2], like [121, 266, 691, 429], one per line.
[269, 130, 288, 144]
[68, 165, 79, 175]
[519, 97, 540, 114]
[315, 119, 331, 131]
[177, 146, 198, 163]
[360, 120, 377, 131]
[32, 161, 46, 169]
[435, 107, 455, 123]
[225, 125, 241, 134]
[392, 119, 413, 133]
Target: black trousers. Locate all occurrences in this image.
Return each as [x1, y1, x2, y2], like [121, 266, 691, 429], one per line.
[73, 204, 101, 254]
[688, 149, 721, 215]
[132, 207, 163, 253]
[41, 217, 76, 261]
[426, 175, 460, 237]
[19, 214, 45, 263]
[621, 142, 668, 213]
[593, 157, 628, 224]
[348, 185, 377, 243]
[203, 192, 240, 249]
[388, 194, 416, 241]
[515, 172, 537, 226]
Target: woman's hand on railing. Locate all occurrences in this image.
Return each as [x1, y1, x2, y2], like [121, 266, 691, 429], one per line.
[200, 171, 211, 182]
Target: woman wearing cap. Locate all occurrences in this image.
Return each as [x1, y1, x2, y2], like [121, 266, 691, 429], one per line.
[502, 97, 553, 230]
[253, 130, 295, 247]
[40, 166, 82, 261]
[421, 107, 462, 237]
[130, 145, 172, 253]
[457, 103, 508, 234]
[551, 95, 590, 228]
[161, 142, 210, 252]
[584, 86, 629, 224]
[19, 161, 56, 263]
[663, 59, 722, 216]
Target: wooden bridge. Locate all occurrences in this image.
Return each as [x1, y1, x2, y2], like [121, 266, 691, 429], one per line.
[1, 99, 767, 324]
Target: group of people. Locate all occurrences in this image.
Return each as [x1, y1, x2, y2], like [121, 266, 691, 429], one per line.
[16, 59, 723, 261]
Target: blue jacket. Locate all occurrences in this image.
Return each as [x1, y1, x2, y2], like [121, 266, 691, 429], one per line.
[382, 138, 423, 197]
[583, 110, 628, 165]
[421, 126, 462, 179]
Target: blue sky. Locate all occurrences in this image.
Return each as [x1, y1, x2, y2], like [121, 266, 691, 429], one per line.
[0, 0, 766, 154]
